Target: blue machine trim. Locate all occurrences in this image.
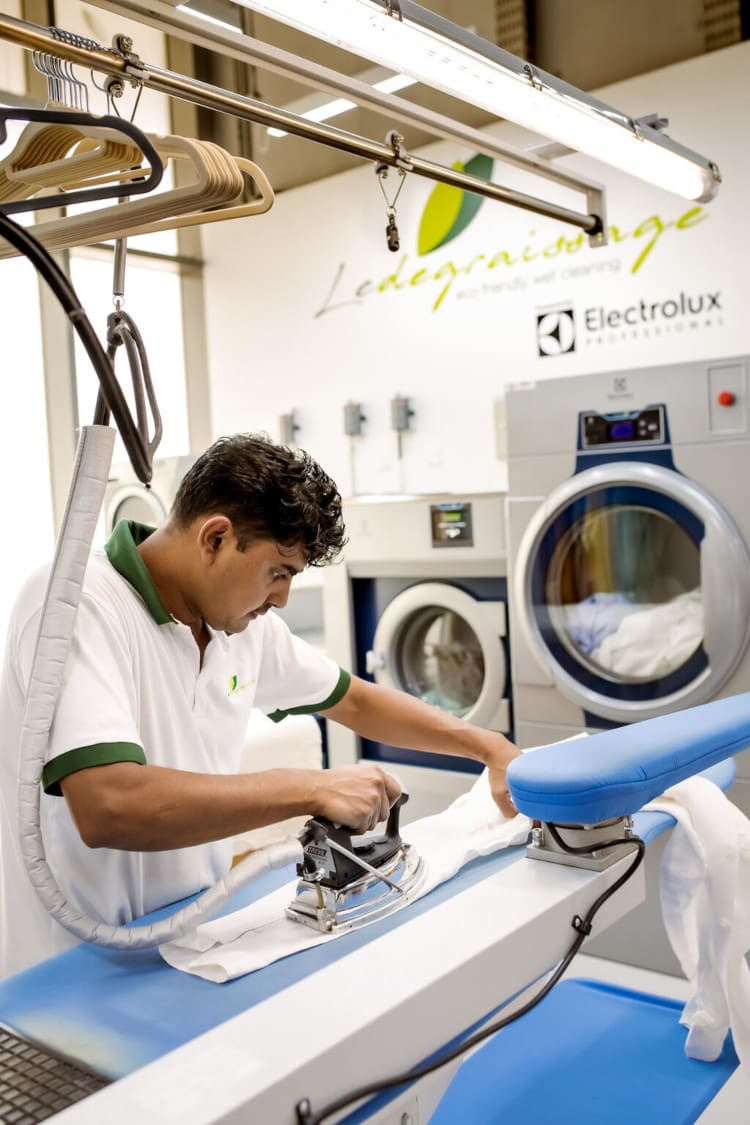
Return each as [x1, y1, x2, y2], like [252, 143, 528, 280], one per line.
[362, 743, 483, 775]
[530, 485, 707, 702]
[576, 446, 676, 473]
[583, 709, 620, 730]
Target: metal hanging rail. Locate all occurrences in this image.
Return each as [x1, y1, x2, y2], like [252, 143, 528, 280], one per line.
[91, 0, 605, 223]
[0, 11, 603, 237]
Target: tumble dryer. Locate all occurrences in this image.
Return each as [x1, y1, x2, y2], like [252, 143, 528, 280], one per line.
[104, 456, 195, 537]
[324, 493, 511, 822]
[505, 354, 750, 821]
[505, 355, 750, 975]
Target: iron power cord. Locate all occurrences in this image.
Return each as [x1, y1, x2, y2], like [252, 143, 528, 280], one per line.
[296, 826, 646, 1125]
[0, 212, 154, 484]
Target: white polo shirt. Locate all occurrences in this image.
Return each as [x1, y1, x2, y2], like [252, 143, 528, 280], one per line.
[0, 520, 349, 978]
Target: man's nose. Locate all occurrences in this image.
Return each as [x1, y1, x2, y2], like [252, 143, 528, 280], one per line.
[268, 583, 291, 609]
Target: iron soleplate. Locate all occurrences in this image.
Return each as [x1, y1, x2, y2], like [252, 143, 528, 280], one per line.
[286, 843, 426, 934]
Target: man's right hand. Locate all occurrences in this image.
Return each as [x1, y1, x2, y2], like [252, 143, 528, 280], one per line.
[313, 764, 402, 834]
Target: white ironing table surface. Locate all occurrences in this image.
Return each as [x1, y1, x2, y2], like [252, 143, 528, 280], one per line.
[0, 807, 683, 1125]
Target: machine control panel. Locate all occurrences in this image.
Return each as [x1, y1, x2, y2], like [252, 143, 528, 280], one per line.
[581, 405, 665, 447]
[430, 501, 473, 547]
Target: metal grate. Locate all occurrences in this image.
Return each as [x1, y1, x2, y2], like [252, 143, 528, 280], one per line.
[703, 0, 742, 49]
[494, 0, 531, 58]
[0, 1023, 111, 1123]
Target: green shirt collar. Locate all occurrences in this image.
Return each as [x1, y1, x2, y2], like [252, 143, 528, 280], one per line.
[104, 521, 174, 625]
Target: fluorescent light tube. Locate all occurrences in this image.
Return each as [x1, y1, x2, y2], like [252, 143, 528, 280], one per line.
[236, 0, 720, 202]
[267, 70, 417, 137]
[176, 2, 242, 34]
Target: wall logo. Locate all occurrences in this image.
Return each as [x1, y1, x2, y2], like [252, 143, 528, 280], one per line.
[536, 307, 576, 356]
[417, 153, 493, 255]
[535, 288, 723, 355]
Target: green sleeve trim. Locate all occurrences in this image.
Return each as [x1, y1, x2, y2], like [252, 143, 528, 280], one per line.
[267, 667, 351, 724]
[43, 742, 147, 796]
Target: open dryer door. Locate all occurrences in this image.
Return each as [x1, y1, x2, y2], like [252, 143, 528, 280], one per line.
[513, 461, 750, 724]
[367, 582, 509, 732]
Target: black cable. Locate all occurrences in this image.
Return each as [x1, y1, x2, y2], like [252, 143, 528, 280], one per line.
[296, 825, 645, 1125]
[0, 213, 153, 484]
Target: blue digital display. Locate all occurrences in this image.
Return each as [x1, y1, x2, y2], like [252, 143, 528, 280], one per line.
[610, 420, 635, 440]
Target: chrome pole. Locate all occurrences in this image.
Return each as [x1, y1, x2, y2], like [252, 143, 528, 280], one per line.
[0, 11, 603, 235]
[92, 0, 605, 211]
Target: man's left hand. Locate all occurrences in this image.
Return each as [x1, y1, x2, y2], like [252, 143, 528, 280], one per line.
[486, 735, 522, 819]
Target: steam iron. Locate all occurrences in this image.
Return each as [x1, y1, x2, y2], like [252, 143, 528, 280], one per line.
[286, 792, 425, 934]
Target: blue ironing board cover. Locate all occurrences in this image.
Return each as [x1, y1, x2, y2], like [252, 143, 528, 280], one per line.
[507, 694, 748, 823]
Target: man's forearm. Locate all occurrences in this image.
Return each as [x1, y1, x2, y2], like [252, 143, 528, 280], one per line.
[61, 763, 324, 851]
[60, 755, 402, 849]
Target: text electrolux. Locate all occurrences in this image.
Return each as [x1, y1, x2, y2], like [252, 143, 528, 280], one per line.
[584, 290, 721, 331]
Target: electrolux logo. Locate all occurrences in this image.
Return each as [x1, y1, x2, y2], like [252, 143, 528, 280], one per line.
[536, 307, 576, 356]
[535, 288, 723, 356]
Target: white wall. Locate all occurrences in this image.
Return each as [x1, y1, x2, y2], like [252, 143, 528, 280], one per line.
[202, 42, 750, 498]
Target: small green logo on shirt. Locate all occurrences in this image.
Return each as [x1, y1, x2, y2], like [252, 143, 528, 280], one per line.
[228, 675, 255, 697]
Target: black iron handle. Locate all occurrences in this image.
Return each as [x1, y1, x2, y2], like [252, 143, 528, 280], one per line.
[384, 790, 409, 841]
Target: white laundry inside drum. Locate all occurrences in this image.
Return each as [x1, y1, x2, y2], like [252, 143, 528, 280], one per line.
[548, 504, 704, 682]
[369, 582, 509, 732]
[400, 607, 485, 715]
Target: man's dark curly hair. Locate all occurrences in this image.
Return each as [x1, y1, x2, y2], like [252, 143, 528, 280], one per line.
[171, 434, 346, 566]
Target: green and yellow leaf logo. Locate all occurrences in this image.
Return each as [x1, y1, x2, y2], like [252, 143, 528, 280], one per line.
[417, 153, 494, 256]
[227, 674, 256, 697]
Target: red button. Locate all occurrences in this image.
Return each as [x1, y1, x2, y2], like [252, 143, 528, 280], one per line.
[717, 391, 736, 406]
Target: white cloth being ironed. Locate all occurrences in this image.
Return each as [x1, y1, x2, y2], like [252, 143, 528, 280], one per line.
[643, 776, 750, 1067]
[160, 770, 532, 982]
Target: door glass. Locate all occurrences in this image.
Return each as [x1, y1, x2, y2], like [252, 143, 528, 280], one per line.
[545, 505, 702, 682]
[396, 607, 484, 716]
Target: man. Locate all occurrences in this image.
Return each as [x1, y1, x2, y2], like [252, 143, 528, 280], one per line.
[0, 434, 519, 977]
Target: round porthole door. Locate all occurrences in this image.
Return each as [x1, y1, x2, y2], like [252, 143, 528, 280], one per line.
[105, 484, 167, 537]
[514, 461, 750, 722]
[367, 582, 509, 731]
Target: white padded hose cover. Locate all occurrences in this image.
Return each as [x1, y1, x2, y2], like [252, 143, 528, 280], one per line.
[18, 426, 301, 949]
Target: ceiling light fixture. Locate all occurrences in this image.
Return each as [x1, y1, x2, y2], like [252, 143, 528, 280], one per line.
[176, 1, 241, 34]
[266, 68, 416, 137]
[233, 0, 721, 202]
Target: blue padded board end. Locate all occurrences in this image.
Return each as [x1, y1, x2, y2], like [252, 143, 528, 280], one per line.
[507, 693, 750, 824]
[430, 978, 739, 1125]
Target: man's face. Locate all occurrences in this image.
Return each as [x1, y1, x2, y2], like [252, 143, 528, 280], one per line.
[202, 536, 307, 633]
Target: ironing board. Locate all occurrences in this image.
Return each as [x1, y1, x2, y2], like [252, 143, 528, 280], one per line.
[0, 696, 746, 1125]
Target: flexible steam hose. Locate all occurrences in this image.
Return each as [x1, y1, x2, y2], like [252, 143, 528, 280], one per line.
[17, 424, 302, 949]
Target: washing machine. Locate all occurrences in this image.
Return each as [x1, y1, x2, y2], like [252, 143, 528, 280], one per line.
[104, 455, 195, 537]
[505, 355, 750, 973]
[324, 493, 511, 823]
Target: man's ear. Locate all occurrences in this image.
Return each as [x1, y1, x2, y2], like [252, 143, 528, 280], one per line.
[196, 515, 233, 565]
